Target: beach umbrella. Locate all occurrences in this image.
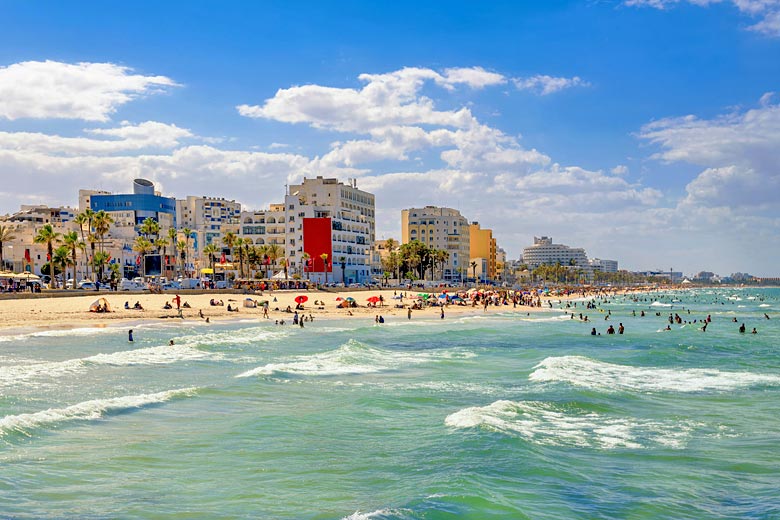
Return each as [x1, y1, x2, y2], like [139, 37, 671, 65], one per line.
[335, 297, 343, 301]
[417, 293, 430, 299]
[345, 297, 355, 302]
[367, 296, 380, 303]
[294, 295, 308, 304]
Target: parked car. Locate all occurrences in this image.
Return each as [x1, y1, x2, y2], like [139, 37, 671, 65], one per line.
[161, 281, 182, 291]
[215, 280, 230, 289]
[120, 278, 145, 291]
[77, 280, 97, 290]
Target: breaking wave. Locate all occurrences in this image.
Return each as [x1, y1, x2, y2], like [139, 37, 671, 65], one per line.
[0, 387, 198, 438]
[445, 400, 695, 449]
[236, 339, 474, 378]
[529, 356, 780, 393]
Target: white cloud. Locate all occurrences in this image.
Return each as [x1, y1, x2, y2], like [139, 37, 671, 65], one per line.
[0, 122, 193, 155]
[611, 165, 630, 175]
[0, 60, 179, 121]
[639, 97, 780, 209]
[626, 0, 780, 36]
[512, 75, 589, 95]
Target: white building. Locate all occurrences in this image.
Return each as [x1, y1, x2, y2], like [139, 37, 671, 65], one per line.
[176, 196, 241, 259]
[239, 177, 375, 283]
[400, 206, 470, 282]
[522, 236, 589, 269]
[0, 205, 79, 275]
[590, 258, 618, 273]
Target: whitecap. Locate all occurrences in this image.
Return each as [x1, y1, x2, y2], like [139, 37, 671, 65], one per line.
[529, 356, 780, 393]
[343, 509, 406, 520]
[237, 339, 468, 378]
[0, 387, 198, 438]
[650, 302, 672, 307]
[445, 400, 694, 449]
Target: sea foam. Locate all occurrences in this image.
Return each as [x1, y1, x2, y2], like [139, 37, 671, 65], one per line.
[529, 356, 780, 393]
[445, 400, 694, 449]
[236, 339, 473, 378]
[0, 387, 198, 438]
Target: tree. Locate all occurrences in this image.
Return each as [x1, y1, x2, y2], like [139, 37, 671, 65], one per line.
[470, 261, 477, 282]
[0, 224, 16, 271]
[155, 237, 169, 276]
[266, 244, 282, 279]
[181, 228, 193, 277]
[63, 231, 84, 282]
[234, 237, 246, 278]
[176, 240, 187, 279]
[167, 228, 179, 277]
[34, 224, 62, 288]
[203, 243, 219, 286]
[52, 245, 73, 287]
[92, 210, 114, 282]
[91, 251, 111, 283]
[301, 252, 311, 281]
[74, 209, 94, 280]
[133, 236, 154, 280]
[338, 256, 347, 284]
[320, 253, 329, 284]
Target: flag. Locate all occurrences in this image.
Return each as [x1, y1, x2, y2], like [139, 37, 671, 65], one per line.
[47, 252, 51, 261]
[106, 255, 112, 263]
[24, 248, 31, 263]
[220, 252, 226, 264]
[136, 255, 141, 266]
[264, 255, 270, 265]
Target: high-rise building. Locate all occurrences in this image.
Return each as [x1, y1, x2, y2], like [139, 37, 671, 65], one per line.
[176, 196, 241, 259]
[469, 222, 497, 281]
[522, 236, 589, 269]
[400, 206, 470, 282]
[590, 258, 618, 273]
[239, 177, 375, 283]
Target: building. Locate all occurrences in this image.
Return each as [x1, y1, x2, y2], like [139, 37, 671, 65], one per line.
[176, 196, 241, 262]
[0, 205, 79, 275]
[469, 222, 497, 281]
[239, 177, 375, 283]
[590, 258, 618, 273]
[400, 206, 470, 282]
[521, 236, 589, 269]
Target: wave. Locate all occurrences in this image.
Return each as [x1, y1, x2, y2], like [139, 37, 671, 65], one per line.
[0, 387, 198, 438]
[650, 302, 672, 307]
[445, 400, 695, 449]
[529, 356, 780, 393]
[236, 339, 473, 378]
[343, 509, 408, 520]
[0, 325, 121, 343]
[0, 344, 216, 387]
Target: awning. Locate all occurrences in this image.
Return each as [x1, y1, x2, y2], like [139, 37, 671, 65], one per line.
[200, 268, 214, 274]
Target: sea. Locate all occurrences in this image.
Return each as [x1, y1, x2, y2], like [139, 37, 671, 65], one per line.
[1, 288, 778, 519]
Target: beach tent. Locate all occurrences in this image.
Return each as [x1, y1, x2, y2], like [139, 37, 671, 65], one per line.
[89, 298, 111, 312]
[243, 298, 257, 308]
[271, 270, 286, 280]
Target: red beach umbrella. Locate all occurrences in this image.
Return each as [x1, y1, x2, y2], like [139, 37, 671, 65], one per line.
[367, 296, 380, 303]
[294, 295, 308, 304]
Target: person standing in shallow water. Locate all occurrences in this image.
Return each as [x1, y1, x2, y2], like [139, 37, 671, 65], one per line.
[408, 308, 412, 320]
[128, 329, 134, 342]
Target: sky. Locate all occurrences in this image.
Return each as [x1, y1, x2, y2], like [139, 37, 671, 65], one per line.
[1, 0, 779, 276]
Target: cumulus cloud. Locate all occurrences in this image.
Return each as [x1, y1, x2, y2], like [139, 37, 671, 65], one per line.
[639, 97, 780, 209]
[0, 60, 179, 121]
[512, 75, 589, 95]
[626, 0, 780, 36]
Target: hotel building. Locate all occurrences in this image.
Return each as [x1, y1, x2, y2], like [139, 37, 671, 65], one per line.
[400, 206, 470, 282]
[469, 222, 497, 281]
[521, 236, 589, 269]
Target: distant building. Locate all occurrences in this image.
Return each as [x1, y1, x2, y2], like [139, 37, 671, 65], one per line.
[590, 258, 618, 273]
[239, 177, 375, 283]
[469, 222, 497, 281]
[0, 205, 79, 275]
[400, 206, 470, 282]
[176, 195, 241, 261]
[522, 236, 589, 269]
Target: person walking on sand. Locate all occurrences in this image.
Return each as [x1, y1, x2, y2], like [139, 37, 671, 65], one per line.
[174, 294, 181, 310]
[408, 308, 412, 320]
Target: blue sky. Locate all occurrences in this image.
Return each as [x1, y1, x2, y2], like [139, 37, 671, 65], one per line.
[1, 1, 779, 275]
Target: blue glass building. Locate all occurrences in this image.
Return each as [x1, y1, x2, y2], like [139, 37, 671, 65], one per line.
[90, 179, 176, 226]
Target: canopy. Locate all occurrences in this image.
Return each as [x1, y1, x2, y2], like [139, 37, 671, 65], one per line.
[271, 270, 287, 280]
[295, 295, 308, 304]
[200, 268, 214, 274]
[89, 298, 111, 312]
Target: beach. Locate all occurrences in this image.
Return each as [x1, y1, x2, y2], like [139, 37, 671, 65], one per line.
[0, 287, 579, 332]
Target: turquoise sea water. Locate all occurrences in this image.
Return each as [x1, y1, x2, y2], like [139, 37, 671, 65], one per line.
[1, 288, 779, 519]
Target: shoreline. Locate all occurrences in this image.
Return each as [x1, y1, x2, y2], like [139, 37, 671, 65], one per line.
[0, 287, 597, 334]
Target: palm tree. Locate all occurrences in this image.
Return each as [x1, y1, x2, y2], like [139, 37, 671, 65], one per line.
[155, 237, 169, 276]
[176, 240, 187, 279]
[301, 252, 311, 281]
[91, 251, 110, 283]
[52, 245, 72, 287]
[320, 253, 329, 284]
[234, 237, 246, 278]
[92, 210, 114, 282]
[139, 217, 160, 241]
[63, 231, 84, 282]
[34, 224, 61, 288]
[0, 224, 16, 271]
[266, 243, 282, 279]
[181, 227, 193, 277]
[338, 256, 347, 284]
[74, 209, 94, 280]
[133, 236, 154, 280]
[470, 261, 478, 283]
[167, 228, 178, 278]
[203, 243, 219, 286]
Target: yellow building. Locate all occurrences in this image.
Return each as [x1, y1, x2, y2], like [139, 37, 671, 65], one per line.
[469, 222, 497, 281]
[400, 206, 470, 282]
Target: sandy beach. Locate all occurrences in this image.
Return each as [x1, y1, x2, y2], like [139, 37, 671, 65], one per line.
[0, 287, 576, 333]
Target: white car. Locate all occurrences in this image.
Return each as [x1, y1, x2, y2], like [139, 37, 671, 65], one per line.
[120, 279, 145, 291]
[77, 280, 97, 290]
